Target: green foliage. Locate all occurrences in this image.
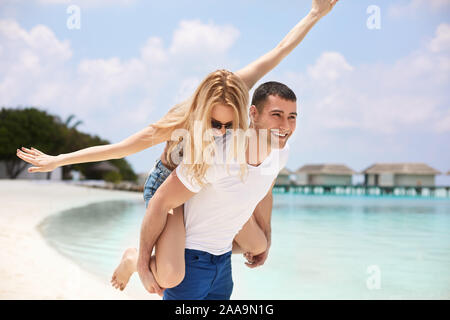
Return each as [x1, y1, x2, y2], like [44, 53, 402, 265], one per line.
[109, 158, 138, 182]
[0, 107, 65, 157]
[0, 107, 65, 178]
[103, 171, 122, 184]
[0, 107, 137, 181]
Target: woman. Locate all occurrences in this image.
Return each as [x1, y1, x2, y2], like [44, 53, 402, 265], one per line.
[16, 0, 339, 295]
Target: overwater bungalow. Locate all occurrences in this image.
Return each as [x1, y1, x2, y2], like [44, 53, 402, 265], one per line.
[362, 163, 441, 187]
[295, 164, 356, 186]
[275, 167, 293, 186]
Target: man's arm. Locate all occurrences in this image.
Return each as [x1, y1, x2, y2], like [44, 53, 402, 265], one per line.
[136, 170, 196, 295]
[253, 184, 274, 249]
[244, 179, 276, 268]
[235, 0, 339, 90]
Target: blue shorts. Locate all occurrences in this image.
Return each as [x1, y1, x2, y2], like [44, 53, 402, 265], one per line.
[163, 249, 233, 300]
[143, 160, 172, 209]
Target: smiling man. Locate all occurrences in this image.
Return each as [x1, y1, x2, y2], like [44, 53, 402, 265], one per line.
[249, 81, 297, 154]
[137, 81, 298, 300]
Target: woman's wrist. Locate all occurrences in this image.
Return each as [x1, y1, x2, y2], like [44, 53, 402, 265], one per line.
[307, 10, 323, 22]
[55, 154, 65, 167]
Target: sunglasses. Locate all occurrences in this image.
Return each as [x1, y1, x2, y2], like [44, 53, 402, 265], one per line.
[211, 119, 233, 130]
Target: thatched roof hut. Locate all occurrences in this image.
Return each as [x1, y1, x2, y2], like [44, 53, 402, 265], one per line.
[361, 163, 441, 175]
[296, 164, 356, 175]
[278, 167, 293, 176]
[275, 167, 293, 186]
[88, 161, 119, 172]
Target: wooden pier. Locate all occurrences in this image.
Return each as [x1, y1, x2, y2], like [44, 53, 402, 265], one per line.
[273, 185, 450, 198]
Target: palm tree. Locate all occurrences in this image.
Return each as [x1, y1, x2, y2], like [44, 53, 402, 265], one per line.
[65, 114, 83, 130]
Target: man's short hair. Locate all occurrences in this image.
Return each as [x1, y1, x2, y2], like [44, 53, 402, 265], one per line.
[251, 81, 297, 112]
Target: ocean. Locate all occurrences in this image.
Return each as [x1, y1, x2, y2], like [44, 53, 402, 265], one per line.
[38, 193, 450, 299]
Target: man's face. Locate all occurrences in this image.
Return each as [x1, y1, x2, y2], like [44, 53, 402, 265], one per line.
[251, 95, 297, 149]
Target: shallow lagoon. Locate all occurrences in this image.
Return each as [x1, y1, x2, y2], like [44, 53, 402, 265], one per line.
[38, 194, 450, 299]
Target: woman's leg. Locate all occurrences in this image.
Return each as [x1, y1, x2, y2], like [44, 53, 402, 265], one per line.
[111, 206, 186, 291]
[111, 247, 138, 290]
[112, 158, 187, 291]
[232, 214, 267, 256]
[149, 205, 186, 289]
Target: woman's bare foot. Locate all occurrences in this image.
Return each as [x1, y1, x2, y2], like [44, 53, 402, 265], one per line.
[111, 248, 138, 291]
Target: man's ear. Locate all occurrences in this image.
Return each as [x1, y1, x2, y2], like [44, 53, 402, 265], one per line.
[249, 105, 258, 122]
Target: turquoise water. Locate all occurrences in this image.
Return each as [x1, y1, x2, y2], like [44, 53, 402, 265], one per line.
[38, 194, 450, 300]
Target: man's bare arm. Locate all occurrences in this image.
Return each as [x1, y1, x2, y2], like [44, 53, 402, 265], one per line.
[253, 179, 276, 248]
[235, 0, 339, 90]
[136, 170, 195, 294]
[242, 179, 276, 269]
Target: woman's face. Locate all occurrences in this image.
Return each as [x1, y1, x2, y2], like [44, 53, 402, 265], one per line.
[210, 103, 235, 136]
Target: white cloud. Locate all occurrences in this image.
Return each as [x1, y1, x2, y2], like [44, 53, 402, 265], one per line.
[0, 19, 71, 106]
[435, 110, 450, 133]
[0, 18, 240, 142]
[306, 52, 354, 82]
[285, 23, 450, 137]
[170, 20, 240, 57]
[429, 23, 450, 53]
[140, 37, 168, 65]
[174, 77, 201, 103]
[389, 0, 450, 17]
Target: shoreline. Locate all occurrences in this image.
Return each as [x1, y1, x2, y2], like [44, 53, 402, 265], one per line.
[0, 180, 157, 300]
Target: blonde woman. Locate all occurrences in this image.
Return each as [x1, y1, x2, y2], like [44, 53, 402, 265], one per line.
[17, 0, 339, 297]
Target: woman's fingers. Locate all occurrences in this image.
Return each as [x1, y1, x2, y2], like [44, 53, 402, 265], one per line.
[16, 148, 47, 173]
[31, 147, 44, 155]
[16, 150, 36, 164]
[17, 149, 35, 161]
[21, 147, 40, 156]
[17, 148, 35, 158]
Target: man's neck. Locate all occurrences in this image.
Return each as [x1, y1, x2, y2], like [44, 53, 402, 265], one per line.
[246, 130, 273, 167]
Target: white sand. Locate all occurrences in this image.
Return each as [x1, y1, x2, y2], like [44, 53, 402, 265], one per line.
[0, 180, 158, 300]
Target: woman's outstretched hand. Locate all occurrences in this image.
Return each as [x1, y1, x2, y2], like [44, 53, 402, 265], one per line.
[311, 0, 339, 19]
[16, 147, 59, 173]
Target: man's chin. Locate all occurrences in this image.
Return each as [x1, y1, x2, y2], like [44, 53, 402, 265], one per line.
[269, 136, 289, 149]
[277, 139, 288, 149]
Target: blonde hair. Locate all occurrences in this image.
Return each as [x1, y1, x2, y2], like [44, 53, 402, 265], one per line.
[152, 69, 249, 186]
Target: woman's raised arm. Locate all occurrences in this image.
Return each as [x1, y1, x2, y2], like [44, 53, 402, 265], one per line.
[16, 125, 172, 173]
[235, 0, 339, 90]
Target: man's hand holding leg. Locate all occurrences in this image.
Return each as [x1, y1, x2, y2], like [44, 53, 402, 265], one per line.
[137, 257, 164, 297]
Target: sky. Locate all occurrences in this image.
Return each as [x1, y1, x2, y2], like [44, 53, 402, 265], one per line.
[1, 0, 449, 185]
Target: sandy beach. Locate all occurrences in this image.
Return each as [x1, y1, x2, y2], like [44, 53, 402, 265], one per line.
[0, 180, 157, 300]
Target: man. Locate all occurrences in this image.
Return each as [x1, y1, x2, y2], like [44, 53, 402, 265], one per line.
[137, 0, 340, 299]
[138, 81, 298, 300]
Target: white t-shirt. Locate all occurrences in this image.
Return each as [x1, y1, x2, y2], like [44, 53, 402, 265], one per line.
[176, 136, 290, 255]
